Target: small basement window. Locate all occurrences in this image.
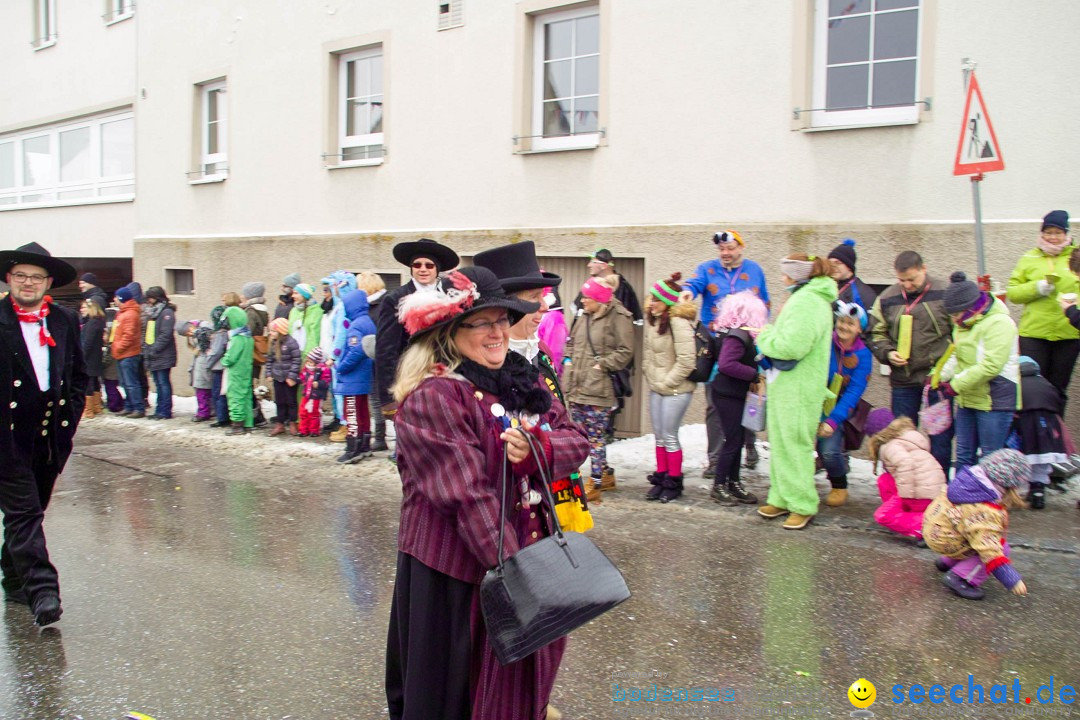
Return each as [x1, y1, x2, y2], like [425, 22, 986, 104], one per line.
[166, 268, 195, 296]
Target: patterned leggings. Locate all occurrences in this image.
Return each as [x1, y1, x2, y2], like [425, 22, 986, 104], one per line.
[570, 402, 610, 480]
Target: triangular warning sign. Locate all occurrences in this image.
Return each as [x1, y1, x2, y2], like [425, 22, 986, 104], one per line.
[954, 72, 1005, 175]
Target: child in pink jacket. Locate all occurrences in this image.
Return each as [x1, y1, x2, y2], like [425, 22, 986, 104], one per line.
[867, 410, 947, 539]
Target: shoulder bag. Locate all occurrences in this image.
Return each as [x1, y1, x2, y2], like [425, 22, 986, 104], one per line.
[585, 314, 632, 399]
[480, 430, 630, 666]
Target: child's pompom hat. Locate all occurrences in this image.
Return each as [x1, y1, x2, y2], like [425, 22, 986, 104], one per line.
[306, 346, 326, 364]
[978, 449, 1031, 489]
[269, 317, 290, 335]
[864, 407, 896, 438]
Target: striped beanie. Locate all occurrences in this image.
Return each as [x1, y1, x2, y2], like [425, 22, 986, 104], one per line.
[650, 272, 683, 307]
[269, 317, 290, 335]
[306, 346, 325, 364]
[780, 257, 815, 282]
[294, 283, 315, 300]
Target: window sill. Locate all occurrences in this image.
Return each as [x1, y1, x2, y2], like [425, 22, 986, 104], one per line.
[104, 12, 134, 26]
[326, 158, 384, 170]
[0, 196, 133, 212]
[188, 175, 227, 185]
[515, 136, 601, 155]
[32, 39, 57, 51]
[801, 119, 919, 132]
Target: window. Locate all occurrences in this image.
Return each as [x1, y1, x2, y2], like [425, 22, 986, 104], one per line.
[338, 48, 384, 165]
[196, 81, 228, 181]
[438, 0, 464, 30]
[33, 0, 57, 49]
[531, 6, 600, 151]
[166, 268, 195, 296]
[0, 110, 135, 209]
[104, 0, 135, 25]
[810, 0, 921, 128]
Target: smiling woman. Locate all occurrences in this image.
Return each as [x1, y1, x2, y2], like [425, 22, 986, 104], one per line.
[385, 265, 589, 720]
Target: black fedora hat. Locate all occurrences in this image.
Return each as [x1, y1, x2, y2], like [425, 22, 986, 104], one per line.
[392, 238, 460, 273]
[0, 242, 77, 287]
[398, 265, 539, 341]
[473, 241, 562, 293]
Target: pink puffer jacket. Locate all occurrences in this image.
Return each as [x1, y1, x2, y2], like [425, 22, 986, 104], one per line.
[879, 430, 947, 500]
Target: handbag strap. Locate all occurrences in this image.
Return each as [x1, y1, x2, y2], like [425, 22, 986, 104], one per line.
[493, 428, 567, 573]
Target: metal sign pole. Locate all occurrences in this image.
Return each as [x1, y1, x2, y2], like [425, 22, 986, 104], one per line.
[972, 172, 986, 277]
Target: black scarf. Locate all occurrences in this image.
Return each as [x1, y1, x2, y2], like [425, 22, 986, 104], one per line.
[458, 353, 552, 416]
[321, 297, 334, 314]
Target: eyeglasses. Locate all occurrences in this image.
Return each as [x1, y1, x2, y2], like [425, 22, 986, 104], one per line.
[9, 272, 48, 285]
[411, 261, 437, 270]
[458, 316, 511, 332]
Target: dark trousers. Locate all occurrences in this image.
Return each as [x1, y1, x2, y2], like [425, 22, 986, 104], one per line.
[0, 435, 60, 605]
[892, 385, 953, 474]
[1020, 337, 1080, 400]
[151, 368, 173, 418]
[118, 356, 145, 414]
[273, 380, 298, 423]
[137, 355, 150, 405]
[211, 370, 228, 421]
[711, 389, 746, 485]
[103, 378, 124, 412]
[386, 552, 473, 720]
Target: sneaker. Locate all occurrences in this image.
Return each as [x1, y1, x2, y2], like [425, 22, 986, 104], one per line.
[935, 557, 952, 572]
[710, 484, 739, 506]
[942, 570, 984, 600]
[757, 504, 789, 519]
[727, 479, 758, 504]
[782, 513, 814, 530]
[191, 416, 211, 423]
[825, 488, 848, 507]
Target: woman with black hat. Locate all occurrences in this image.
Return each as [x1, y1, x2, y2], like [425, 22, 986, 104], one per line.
[384, 265, 588, 720]
[374, 238, 459, 421]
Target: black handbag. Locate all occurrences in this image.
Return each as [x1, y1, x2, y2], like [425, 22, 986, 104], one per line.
[584, 314, 633, 399]
[480, 431, 631, 666]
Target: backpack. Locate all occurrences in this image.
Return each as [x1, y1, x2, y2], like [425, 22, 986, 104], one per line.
[687, 321, 720, 383]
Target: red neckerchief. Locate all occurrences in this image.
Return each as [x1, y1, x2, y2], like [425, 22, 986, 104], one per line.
[11, 295, 56, 347]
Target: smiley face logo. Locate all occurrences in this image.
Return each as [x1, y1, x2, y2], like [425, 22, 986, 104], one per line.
[848, 678, 876, 709]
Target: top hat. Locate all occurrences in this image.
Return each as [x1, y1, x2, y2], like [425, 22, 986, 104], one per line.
[473, 241, 562, 293]
[397, 265, 539, 340]
[0, 242, 77, 287]
[392, 238, 460, 273]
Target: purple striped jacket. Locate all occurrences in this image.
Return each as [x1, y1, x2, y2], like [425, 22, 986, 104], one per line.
[395, 374, 590, 584]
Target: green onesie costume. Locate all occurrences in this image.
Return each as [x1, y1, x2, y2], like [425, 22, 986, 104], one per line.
[220, 305, 255, 428]
[756, 275, 838, 516]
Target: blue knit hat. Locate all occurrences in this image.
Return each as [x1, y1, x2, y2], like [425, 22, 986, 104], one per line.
[1042, 210, 1069, 233]
[115, 286, 134, 303]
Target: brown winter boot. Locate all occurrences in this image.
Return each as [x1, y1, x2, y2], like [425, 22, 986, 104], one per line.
[82, 393, 98, 419]
[268, 422, 286, 437]
[585, 477, 603, 504]
[287, 421, 299, 436]
[329, 426, 348, 443]
[600, 466, 617, 491]
[825, 488, 848, 507]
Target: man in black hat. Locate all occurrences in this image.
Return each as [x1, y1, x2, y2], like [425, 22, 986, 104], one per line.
[0, 242, 88, 626]
[78, 272, 109, 311]
[573, 248, 643, 324]
[827, 238, 878, 317]
[375, 238, 460, 420]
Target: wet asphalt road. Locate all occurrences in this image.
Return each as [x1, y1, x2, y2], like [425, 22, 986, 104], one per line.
[1, 420, 1078, 720]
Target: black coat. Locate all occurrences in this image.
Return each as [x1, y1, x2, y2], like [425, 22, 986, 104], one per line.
[1019, 365, 1064, 414]
[374, 281, 417, 407]
[0, 299, 88, 483]
[80, 315, 106, 377]
[142, 303, 178, 371]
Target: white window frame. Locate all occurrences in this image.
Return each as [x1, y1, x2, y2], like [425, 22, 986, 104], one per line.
[0, 110, 135, 211]
[438, 0, 464, 31]
[33, 0, 58, 50]
[810, 0, 921, 129]
[531, 5, 601, 152]
[105, 0, 135, 25]
[337, 47, 385, 167]
[197, 80, 229, 182]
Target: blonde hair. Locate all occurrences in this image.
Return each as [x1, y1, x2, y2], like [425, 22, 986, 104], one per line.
[82, 300, 105, 319]
[222, 291, 242, 307]
[391, 324, 464, 403]
[868, 416, 917, 472]
[356, 271, 386, 296]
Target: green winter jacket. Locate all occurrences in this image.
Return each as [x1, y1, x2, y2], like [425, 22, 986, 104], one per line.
[220, 306, 255, 425]
[1006, 246, 1079, 342]
[756, 275, 837, 517]
[942, 298, 1019, 412]
[288, 303, 325, 360]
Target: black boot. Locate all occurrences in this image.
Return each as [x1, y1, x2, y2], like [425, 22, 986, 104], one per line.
[324, 418, 342, 435]
[355, 432, 374, 460]
[711, 482, 739, 506]
[371, 429, 388, 452]
[336, 436, 360, 464]
[659, 475, 683, 504]
[743, 438, 759, 470]
[728, 478, 759, 504]
[1028, 482, 1046, 510]
[209, 418, 230, 428]
[645, 471, 666, 501]
[32, 592, 62, 627]
[225, 422, 250, 436]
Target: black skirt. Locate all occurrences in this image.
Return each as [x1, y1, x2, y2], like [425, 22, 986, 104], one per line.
[1012, 410, 1067, 463]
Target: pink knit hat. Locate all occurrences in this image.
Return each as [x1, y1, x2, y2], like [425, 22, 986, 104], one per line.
[581, 277, 613, 304]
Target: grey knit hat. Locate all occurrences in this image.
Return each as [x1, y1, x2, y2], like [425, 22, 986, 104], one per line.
[978, 449, 1031, 489]
[241, 281, 265, 299]
[282, 273, 301, 289]
[943, 271, 982, 314]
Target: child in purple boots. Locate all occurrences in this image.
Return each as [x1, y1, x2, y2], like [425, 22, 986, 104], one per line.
[922, 448, 1030, 600]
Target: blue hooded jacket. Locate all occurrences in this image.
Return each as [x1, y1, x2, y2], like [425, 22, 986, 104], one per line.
[333, 289, 375, 395]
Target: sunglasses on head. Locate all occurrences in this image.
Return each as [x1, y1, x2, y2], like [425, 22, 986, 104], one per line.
[411, 261, 437, 270]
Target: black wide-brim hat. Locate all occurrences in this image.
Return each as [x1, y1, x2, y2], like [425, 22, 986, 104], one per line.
[0, 242, 77, 287]
[399, 265, 540, 342]
[392, 238, 460, 272]
[473, 240, 562, 293]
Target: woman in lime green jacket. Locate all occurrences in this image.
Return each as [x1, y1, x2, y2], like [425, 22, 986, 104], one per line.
[1005, 210, 1075, 393]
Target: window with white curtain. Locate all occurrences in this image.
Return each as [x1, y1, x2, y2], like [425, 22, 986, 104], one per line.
[0, 111, 135, 209]
[105, 0, 135, 25]
[198, 81, 228, 180]
[531, 5, 600, 151]
[338, 47, 385, 165]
